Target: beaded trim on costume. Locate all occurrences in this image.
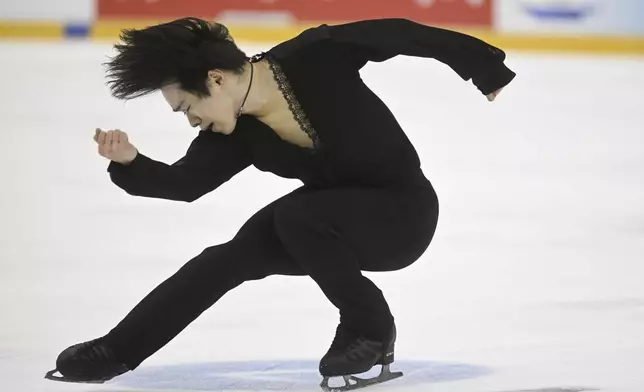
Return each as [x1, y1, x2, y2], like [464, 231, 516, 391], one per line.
[252, 53, 320, 150]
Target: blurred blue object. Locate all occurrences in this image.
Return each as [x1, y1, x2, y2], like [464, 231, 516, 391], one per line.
[64, 23, 90, 38]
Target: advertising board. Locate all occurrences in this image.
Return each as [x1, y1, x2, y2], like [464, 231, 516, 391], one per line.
[495, 0, 644, 36]
[97, 0, 493, 27]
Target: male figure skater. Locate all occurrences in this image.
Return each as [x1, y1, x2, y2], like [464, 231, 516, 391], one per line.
[46, 17, 514, 391]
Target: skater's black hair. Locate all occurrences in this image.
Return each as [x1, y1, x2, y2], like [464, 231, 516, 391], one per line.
[104, 17, 248, 100]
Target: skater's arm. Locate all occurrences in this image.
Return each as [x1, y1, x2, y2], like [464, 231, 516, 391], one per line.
[107, 131, 251, 202]
[326, 18, 515, 96]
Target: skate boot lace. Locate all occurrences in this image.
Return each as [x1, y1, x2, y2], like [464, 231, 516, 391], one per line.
[76, 339, 116, 363]
[69, 337, 129, 378]
[328, 323, 359, 353]
[346, 336, 383, 363]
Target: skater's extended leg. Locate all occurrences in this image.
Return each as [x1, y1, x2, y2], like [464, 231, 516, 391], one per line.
[51, 199, 303, 382]
[103, 201, 302, 369]
[103, 243, 287, 369]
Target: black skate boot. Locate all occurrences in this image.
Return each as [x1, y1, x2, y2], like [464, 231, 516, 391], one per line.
[45, 336, 130, 383]
[319, 323, 402, 391]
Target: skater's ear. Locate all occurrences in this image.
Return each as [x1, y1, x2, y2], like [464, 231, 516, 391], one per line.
[207, 69, 225, 89]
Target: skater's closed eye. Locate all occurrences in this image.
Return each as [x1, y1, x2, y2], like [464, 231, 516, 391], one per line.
[172, 102, 184, 113]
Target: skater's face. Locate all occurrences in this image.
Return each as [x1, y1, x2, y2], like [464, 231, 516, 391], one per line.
[161, 69, 241, 135]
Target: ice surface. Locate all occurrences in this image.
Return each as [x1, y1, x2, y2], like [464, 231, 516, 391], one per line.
[1, 40, 643, 392]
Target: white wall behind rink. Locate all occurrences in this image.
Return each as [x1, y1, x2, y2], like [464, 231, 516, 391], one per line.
[0, 0, 94, 22]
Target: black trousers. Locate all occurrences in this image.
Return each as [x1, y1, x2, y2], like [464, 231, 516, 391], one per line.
[103, 183, 439, 370]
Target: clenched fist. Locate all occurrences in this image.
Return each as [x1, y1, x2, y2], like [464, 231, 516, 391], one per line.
[94, 128, 138, 165]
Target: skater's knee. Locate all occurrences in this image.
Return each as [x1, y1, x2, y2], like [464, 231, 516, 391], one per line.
[181, 242, 267, 282]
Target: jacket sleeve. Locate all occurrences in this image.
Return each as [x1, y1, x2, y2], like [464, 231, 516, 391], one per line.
[106, 130, 252, 202]
[325, 18, 516, 95]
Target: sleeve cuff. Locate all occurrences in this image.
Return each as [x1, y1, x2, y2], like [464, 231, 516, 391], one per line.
[473, 62, 517, 96]
[107, 151, 147, 173]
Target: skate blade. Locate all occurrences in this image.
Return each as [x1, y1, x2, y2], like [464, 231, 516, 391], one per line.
[320, 365, 403, 392]
[44, 369, 107, 384]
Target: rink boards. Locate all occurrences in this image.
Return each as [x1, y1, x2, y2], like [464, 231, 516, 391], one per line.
[1, 20, 644, 55]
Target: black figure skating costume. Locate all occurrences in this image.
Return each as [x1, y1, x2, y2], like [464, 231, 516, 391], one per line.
[46, 18, 515, 391]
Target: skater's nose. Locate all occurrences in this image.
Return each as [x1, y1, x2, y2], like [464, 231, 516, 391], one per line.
[188, 113, 201, 128]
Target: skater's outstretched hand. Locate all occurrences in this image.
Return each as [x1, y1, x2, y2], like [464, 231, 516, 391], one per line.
[94, 128, 138, 165]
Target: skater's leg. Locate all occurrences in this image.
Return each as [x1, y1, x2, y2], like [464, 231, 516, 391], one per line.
[102, 199, 302, 370]
[273, 185, 438, 342]
[273, 185, 438, 378]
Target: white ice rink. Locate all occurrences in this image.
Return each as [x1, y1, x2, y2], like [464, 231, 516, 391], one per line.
[1, 40, 643, 392]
